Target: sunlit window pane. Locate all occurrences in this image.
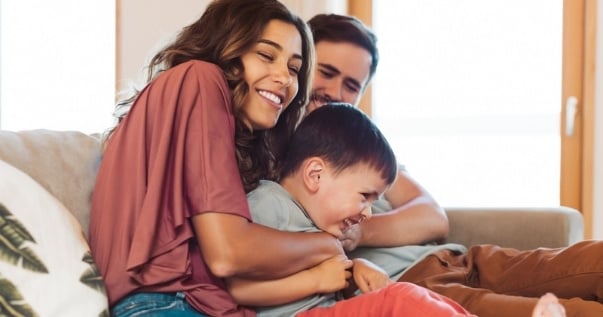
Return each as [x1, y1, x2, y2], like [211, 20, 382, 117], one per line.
[372, 0, 562, 207]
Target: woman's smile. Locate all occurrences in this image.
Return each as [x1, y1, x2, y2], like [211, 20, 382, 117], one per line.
[258, 89, 284, 109]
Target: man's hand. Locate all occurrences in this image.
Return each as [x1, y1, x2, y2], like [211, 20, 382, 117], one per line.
[339, 224, 362, 251]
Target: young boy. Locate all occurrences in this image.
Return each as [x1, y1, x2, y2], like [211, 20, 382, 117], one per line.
[226, 103, 476, 316]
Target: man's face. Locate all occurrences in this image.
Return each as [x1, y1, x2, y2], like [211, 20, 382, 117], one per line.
[307, 41, 372, 113]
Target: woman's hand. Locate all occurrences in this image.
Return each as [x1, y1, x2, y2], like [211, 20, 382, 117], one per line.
[351, 258, 393, 293]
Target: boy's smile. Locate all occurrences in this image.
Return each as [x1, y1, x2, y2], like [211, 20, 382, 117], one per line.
[306, 162, 387, 238]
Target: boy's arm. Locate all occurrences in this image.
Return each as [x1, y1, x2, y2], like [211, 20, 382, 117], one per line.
[225, 254, 353, 306]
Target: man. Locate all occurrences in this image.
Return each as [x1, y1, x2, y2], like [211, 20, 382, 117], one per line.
[307, 13, 449, 252]
[306, 14, 603, 317]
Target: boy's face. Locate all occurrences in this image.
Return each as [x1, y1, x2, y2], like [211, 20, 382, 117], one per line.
[308, 162, 388, 238]
[307, 41, 372, 113]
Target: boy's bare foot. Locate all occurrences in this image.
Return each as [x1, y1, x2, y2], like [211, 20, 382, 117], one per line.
[532, 293, 566, 317]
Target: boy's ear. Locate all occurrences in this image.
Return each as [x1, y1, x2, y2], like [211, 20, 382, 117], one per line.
[302, 157, 324, 192]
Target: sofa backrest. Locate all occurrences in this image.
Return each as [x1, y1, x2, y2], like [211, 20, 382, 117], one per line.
[0, 129, 102, 236]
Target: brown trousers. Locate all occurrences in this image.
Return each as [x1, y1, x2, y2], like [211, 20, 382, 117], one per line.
[398, 240, 603, 317]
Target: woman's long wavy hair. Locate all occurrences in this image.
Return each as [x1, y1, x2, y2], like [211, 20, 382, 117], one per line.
[112, 0, 315, 192]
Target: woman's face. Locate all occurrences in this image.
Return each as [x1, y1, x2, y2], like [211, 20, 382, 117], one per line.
[239, 19, 303, 130]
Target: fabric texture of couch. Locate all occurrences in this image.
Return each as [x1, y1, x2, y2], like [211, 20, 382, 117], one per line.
[0, 129, 585, 249]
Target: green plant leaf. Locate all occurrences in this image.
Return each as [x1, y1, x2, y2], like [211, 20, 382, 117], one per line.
[0, 203, 48, 273]
[98, 308, 110, 317]
[80, 251, 106, 293]
[0, 273, 39, 317]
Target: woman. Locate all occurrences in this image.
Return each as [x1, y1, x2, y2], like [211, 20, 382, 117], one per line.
[89, 1, 343, 316]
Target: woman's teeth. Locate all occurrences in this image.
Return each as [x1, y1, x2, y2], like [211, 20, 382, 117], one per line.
[259, 90, 282, 104]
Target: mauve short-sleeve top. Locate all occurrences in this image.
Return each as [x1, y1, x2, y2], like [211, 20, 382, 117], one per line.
[89, 60, 254, 317]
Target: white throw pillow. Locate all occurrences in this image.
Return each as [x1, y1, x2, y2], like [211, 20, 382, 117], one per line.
[0, 159, 108, 317]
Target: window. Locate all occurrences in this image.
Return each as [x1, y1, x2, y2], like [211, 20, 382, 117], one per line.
[372, 0, 563, 207]
[0, 1, 115, 134]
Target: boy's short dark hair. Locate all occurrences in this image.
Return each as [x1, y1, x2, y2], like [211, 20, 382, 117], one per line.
[307, 14, 379, 81]
[281, 103, 397, 184]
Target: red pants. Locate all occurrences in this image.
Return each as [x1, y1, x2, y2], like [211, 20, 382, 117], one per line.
[297, 282, 475, 317]
[398, 240, 603, 317]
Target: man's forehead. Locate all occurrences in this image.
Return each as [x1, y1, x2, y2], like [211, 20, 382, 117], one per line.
[315, 41, 371, 81]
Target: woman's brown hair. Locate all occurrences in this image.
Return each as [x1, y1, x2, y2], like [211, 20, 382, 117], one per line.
[112, 0, 315, 192]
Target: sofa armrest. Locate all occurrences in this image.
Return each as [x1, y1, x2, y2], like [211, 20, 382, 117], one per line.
[442, 206, 584, 250]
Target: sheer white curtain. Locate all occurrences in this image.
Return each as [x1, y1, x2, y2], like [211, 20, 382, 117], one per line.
[372, 0, 563, 207]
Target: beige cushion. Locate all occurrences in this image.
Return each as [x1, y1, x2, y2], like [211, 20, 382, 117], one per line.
[444, 206, 584, 250]
[0, 130, 102, 236]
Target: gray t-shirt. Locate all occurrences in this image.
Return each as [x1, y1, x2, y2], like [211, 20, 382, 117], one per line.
[247, 180, 467, 316]
[247, 180, 339, 317]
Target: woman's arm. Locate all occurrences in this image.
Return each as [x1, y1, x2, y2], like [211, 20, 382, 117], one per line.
[340, 169, 449, 250]
[193, 212, 344, 279]
[225, 255, 352, 306]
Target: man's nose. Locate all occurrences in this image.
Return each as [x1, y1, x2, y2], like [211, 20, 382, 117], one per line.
[323, 80, 343, 102]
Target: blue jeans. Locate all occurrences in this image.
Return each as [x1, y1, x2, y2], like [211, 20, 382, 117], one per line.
[112, 292, 209, 317]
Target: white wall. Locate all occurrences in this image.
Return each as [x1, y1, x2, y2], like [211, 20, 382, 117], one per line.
[282, 0, 346, 20]
[117, 0, 210, 93]
[117, 0, 346, 93]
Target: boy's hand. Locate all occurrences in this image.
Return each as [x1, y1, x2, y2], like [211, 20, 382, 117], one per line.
[308, 254, 353, 294]
[351, 258, 393, 293]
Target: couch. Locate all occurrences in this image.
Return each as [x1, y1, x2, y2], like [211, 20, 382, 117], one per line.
[0, 129, 108, 316]
[0, 129, 586, 316]
[0, 129, 585, 251]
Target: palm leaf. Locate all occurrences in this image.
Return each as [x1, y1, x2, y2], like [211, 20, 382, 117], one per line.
[98, 308, 110, 317]
[80, 251, 106, 293]
[0, 203, 48, 273]
[0, 273, 39, 317]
